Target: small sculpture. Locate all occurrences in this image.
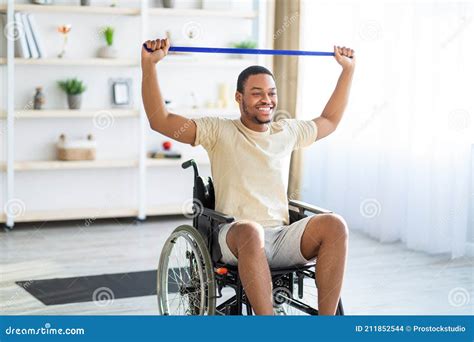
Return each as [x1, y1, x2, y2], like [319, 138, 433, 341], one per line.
[33, 86, 45, 110]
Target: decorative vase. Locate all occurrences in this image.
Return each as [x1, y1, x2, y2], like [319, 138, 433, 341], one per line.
[67, 94, 82, 109]
[98, 45, 117, 58]
[57, 24, 72, 58]
[33, 86, 45, 110]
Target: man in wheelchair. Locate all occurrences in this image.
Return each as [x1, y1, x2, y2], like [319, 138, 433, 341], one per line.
[142, 38, 355, 315]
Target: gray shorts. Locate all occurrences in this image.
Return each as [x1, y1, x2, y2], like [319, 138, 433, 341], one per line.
[217, 215, 315, 268]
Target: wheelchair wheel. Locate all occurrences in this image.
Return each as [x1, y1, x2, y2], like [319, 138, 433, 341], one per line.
[273, 282, 318, 315]
[272, 274, 344, 315]
[157, 225, 216, 315]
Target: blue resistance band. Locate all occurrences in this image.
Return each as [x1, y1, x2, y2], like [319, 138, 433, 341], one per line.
[143, 43, 338, 57]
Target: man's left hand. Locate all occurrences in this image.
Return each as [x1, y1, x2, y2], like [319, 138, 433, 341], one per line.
[334, 45, 355, 70]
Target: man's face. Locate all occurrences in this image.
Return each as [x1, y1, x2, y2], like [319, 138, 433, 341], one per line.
[236, 74, 277, 125]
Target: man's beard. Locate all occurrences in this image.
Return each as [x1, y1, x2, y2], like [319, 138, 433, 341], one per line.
[242, 100, 272, 125]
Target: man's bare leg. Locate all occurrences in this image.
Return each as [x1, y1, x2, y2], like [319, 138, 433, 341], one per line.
[225, 220, 274, 315]
[300, 213, 349, 315]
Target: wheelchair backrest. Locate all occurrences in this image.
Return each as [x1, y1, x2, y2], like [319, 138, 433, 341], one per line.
[182, 159, 215, 210]
[194, 175, 215, 210]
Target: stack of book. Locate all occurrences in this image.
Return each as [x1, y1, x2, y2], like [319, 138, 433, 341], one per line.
[0, 12, 47, 58]
[148, 150, 182, 159]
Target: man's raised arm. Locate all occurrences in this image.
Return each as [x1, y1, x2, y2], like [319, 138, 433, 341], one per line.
[141, 38, 197, 145]
[313, 45, 355, 141]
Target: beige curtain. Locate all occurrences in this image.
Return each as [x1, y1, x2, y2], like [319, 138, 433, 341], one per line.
[273, 0, 302, 201]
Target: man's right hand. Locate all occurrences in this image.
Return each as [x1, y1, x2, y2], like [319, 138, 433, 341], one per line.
[141, 38, 170, 66]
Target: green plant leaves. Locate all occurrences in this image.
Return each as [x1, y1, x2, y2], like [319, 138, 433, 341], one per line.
[103, 26, 114, 46]
[231, 40, 257, 49]
[57, 78, 87, 95]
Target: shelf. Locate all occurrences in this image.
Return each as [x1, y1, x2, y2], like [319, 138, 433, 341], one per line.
[148, 7, 256, 19]
[0, 204, 189, 224]
[0, 57, 256, 68]
[0, 158, 209, 171]
[1, 160, 138, 171]
[147, 158, 210, 167]
[0, 109, 139, 119]
[0, 4, 255, 18]
[0, 108, 239, 119]
[0, 4, 140, 16]
[0, 58, 139, 66]
[0, 108, 238, 119]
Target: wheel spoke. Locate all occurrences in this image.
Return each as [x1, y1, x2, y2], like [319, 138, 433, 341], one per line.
[157, 226, 215, 316]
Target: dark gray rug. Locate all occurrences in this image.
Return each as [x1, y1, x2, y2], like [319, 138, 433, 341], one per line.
[16, 269, 186, 306]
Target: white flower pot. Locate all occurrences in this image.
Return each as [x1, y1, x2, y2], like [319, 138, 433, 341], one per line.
[98, 45, 117, 59]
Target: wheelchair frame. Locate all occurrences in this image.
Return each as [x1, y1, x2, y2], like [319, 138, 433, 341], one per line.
[157, 159, 344, 315]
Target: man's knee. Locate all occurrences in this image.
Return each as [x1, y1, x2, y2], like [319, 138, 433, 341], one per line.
[311, 213, 349, 242]
[227, 220, 265, 256]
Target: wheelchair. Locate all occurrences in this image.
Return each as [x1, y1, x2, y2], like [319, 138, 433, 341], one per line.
[157, 159, 345, 316]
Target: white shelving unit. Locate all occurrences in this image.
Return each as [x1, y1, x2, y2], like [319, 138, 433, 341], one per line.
[0, 0, 271, 228]
[0, 3, 258, 18]
[0, 57, 139, 66]
[0, 3, 141, 15]
[0, 158, 210, 172]
[0, 109, 140, 118]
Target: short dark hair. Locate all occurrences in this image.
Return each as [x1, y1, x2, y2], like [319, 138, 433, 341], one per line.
[236, 65, 274, 93]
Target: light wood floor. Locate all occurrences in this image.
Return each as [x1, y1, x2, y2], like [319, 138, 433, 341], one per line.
[1, 216, 472, 315]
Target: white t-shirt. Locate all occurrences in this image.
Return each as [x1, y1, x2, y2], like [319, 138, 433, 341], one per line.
[192, 117, 318, 227]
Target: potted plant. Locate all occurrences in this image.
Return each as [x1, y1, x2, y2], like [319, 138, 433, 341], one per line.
[230, 40, 257, 59]
[57, 78, 87, 110]
[98, 26, 117, 58]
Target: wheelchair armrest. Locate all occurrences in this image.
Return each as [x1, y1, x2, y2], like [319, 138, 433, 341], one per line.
[289, 199, 333, 215]
[201, 208, 235, 224]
